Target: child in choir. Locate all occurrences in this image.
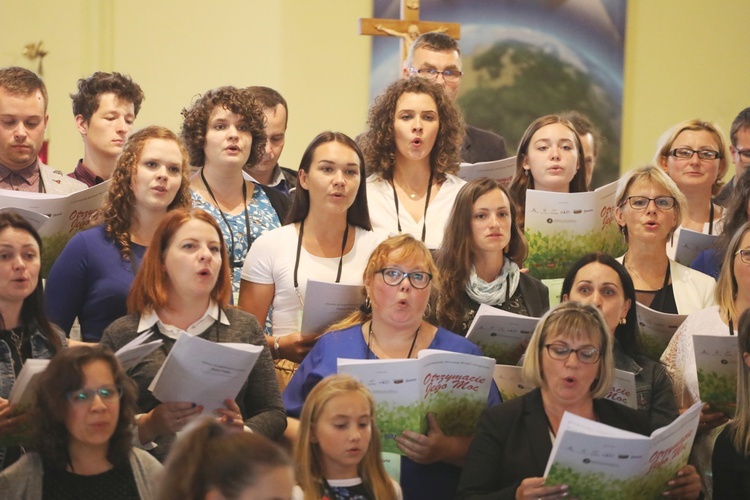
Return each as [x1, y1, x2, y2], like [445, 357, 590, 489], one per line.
[182, 86, 290, 302]
[359, 77, 465, 249]
[0, 345, 162, 498]
[46, 126, 191, 342]
[0, 211, 66, 471]
[293, 374, 401, 500]
[239, 131, 381, 389]
[158, 418, 294, 500]
[509, 114, 587, 230]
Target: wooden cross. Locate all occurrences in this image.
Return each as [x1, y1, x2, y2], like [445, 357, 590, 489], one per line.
[359, 0, 461, 63]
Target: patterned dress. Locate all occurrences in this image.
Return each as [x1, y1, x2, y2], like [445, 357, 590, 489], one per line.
[191, 186, 281, 302]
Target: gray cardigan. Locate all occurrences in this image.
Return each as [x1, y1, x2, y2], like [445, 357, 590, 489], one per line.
[101, 308, 286, 461]
[0, 448, 162, 499]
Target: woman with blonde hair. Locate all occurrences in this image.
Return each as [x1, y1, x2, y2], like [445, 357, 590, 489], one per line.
[655, 119, 729, 255]
[713, 308, 750, 498]
[46, 126, 191, 341]
[284, 234, 500, 500]
[662, 221, 750, 496]
[294, 374, 401, 500]
[158, 418, 294, 500]
[102, 208, 285, 461]
[435, 178, 548, 336]
[360, 77, 465, 249]
[509, 114, 587, 230]
[615, 165, 715, 314]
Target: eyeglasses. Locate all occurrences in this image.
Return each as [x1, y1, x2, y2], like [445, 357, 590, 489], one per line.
[67, 385, 122, 405]
[408, 67, 463, 82]
[734, 147, 750, 162]
[544, 343, 601, 364]
[619, 196, 676, 210]
[736, 249, 750, 264]
[669, 148, 721, 161]
[376, 268, 433, 289]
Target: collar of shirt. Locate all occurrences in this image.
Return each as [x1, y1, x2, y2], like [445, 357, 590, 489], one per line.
[69, 159, 104, 186]
[243, 164, 286, 187]
[136, 301, 231, 340]
[0, 160, 39, 185]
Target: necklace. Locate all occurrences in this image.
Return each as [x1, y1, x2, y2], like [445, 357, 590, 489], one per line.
[624, 254, 669, 291]
[366, 322, 420, 360]
[390, 169, 435, 243]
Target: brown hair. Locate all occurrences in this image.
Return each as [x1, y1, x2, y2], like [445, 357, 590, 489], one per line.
[33, 345, 138, 469]
[730, 107, 750, 147]
[245, 86, 288, 128]
[99, 126, 192, 261]
[435, 179, 528, 332]
[294, 375, 398, 500]
[180, 86, 266, 168]
[509, 115, 587, 229]
[654, 119, 729, 196]
[158, 418, 292, 500]
[70, 71, 144, 121]
[359, 77, 464, 183]
[127, 208, 231, 314]
[0, 66, 48, 111]
[405, 32, 461, 67]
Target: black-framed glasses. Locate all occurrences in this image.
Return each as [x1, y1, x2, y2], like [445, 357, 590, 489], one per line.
[619, 196, 676, 210]
[736, 249, 750, 264]
[734, 147, 750, 162]
[376, 268, 433, 289]
[67, 385, 123, 405]
[408, 67, 463, 82]
[544, 343, 601, 364]
[669, 148, 721, 161]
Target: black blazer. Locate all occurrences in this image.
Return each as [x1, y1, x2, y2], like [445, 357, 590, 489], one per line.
[455, 388, 650, 499]
[258, 183, 292, 223]
[462, 125, 508, 164]
[517, 272, 550, 318]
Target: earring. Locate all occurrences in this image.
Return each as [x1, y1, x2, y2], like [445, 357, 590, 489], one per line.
[360, 296, 372, 314]
[619, 317, 627, 325]
[524, 169, 530, 177]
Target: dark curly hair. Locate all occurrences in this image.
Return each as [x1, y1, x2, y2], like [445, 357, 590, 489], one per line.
[32, 344, 138, 470]
[70, 72, 144, 121]
[359, 77, 464, 183]
[99, 126, 192, 261]
[180, 86, 266, 168]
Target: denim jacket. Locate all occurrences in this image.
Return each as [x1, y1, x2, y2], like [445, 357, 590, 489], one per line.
[0, 323, 65, 469]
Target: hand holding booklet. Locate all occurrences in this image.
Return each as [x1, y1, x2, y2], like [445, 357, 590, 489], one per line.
[544, 401, 702, 499]
[148, 333, 263, 414]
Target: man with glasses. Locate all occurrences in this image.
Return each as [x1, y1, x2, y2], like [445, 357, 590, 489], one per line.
[402, 32, 507, 164]
[715, 107, 750, 206]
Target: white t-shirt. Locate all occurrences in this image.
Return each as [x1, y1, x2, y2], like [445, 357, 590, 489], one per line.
[241, 224, 384, 337]
[366, 173, 465, 250]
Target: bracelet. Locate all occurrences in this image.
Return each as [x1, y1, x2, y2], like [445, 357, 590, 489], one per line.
[273, 335, 281, 360]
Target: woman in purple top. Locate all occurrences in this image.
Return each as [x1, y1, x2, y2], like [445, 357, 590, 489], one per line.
[45, 126, 191, 342]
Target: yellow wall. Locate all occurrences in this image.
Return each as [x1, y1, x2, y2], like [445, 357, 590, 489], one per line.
[1, 0, 748, 177]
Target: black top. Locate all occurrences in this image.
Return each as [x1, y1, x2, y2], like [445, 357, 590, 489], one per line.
[712, 425, 750, 500]
[42, 462, 138, 500]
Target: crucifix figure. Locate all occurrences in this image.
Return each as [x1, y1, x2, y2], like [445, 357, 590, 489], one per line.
[23, 41, 48, 76]
[360, 0, 460, 63]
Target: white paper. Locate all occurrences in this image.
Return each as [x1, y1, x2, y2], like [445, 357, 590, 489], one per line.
[492, 364, 533, 401]
[115, 330, 163, 370]
[543, 402, 701, 498]
[148, 333, 263, 414]
[605, 369, 637, 409]
[693, 335, 738, 418]
[299, 280, 364, 335]
[672, 228, 717, 267]
[635, 302, 687, 361]
[9, 359, 50, 407]
[466, 303, 539, 365]
[458, 156, 516, 187]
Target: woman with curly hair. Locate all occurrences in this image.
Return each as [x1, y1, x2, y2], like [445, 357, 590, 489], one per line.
[654, 119, 729, 259]
[434, 178, 549, 336]
[182, 86, 290, 302]
[359, 77, 465, 249]
[508, 114, 587, 230]
[46, 126, 191, 342]
[0, 345, 163, 498]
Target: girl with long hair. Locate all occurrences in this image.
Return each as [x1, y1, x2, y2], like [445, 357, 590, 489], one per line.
[46, 125, 191, 341]
[294, 374, 401, 500]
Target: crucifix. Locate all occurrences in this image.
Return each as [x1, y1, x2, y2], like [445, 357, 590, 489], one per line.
[359, 0, 461, 63]
[23, 41, 48, 76]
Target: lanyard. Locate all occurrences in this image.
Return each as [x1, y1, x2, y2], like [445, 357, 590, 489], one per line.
[708, 202, 714, 235]
[391, 170, 434, 243]
[292, 219, 349, 307]
[201, 169, 251, 268]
